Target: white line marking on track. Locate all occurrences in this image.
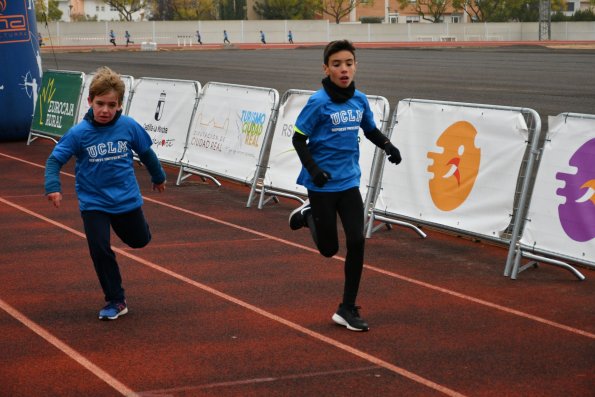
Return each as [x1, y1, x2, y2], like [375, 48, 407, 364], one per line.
[138, 365, 379, 395]
[0, 297, 139, 397]
[0, 196, 466, 397]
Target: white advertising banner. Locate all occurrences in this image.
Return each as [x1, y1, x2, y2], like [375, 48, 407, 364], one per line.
[182, 82, 279, 184]
[265, 90, 311, 196]
[127, 77, 200, 164]
[520, 114, 595, 266]
[264, 90, 389, 199]
[375, 100, 529, 238]
[76, 74, 134, 123]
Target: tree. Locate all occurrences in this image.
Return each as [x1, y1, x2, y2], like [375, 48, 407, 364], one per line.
[169, 0, 217, 20]
[102, 0, 147, 21]
[571, 8, 595, 20]
[253, 0, 319, 19]
[35, 0, 63, 22]
[218, 0, 247, 19]
[451, 0, 510, 22]
[146, 0, 174, 20]
[320, 0, 372, 24]
[452, 0, 565, 23]
[398, 0, 450, 23]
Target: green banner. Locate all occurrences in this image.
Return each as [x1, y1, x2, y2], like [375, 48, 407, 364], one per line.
[32, 70, 84, 138]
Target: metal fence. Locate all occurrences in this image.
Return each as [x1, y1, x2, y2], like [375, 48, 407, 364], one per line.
[37, 21, 595, 47]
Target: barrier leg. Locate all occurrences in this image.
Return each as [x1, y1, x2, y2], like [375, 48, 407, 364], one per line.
[367, 214, 426, 239]
[176, 166, 221, 187]
[512, 251, 585, 281]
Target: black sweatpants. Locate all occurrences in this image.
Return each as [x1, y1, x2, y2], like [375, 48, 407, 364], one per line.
[81, 207, 151, 303]
[307, 187, 365, 307]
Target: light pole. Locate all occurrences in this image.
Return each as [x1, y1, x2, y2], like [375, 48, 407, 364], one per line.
[539, 0, 551, 40]
[385, 0, 390, 23]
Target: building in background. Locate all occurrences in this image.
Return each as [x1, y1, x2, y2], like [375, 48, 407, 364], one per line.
[564, 0, 595, 16]
[350, 0, 464, 24]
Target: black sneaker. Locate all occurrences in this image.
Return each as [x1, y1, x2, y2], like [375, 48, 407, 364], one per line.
[332, 303, 369, 332]
[288, 200, 311, 230]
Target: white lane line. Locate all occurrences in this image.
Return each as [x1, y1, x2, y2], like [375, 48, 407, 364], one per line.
[0, 196, 466, 397]
[138, 366, 379, 395]
[0, 297, 139, 397]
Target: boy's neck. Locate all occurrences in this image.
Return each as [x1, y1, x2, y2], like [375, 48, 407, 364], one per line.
[322, 77, 355, 103]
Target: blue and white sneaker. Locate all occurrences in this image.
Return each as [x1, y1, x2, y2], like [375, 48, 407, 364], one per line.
[289, 200, 311, 230]
[98, 301, 128, 320]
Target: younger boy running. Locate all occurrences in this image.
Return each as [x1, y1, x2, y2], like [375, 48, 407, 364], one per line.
[45, 66, 166, 320]
[289, 40, 402, 332]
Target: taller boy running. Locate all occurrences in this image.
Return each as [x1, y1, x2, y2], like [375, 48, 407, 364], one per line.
[289, 40, 402, 332]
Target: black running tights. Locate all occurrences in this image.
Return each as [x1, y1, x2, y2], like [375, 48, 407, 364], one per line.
[307, 187, 365, 307]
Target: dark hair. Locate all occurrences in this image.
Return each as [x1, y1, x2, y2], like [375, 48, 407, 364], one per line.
[323, 40, 356, 65]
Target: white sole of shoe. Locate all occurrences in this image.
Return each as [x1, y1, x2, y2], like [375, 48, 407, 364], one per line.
[99, 307, 128, 320]
[331, 313, 367, 332]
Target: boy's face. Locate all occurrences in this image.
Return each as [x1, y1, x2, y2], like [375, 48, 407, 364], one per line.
[323, 50, 356, 88]
[88, 90, 121, 124]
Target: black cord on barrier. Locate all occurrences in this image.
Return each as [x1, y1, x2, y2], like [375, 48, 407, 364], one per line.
[41, 11, 60, 70]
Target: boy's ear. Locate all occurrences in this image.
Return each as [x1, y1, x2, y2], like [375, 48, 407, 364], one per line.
[87, 96, 92, 106]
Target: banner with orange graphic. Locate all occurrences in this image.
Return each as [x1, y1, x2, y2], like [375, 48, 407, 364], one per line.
[375, 100, 529, 238]
[520, 113, 595, 267]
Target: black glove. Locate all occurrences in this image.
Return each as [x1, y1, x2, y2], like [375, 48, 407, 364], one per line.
[384, 142, 402, 165]
[312, 169, 331, 188]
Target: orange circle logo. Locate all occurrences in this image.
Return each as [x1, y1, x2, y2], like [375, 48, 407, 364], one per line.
[427, 121, 481, 211]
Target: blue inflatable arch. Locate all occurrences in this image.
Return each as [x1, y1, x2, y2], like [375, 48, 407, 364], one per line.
[0, 0, 42, 141]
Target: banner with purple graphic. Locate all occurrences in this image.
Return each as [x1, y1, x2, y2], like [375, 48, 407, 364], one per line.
[126, 77, 200, 165]
[373, 99, 530, 238]
[520, 113, 595, 267]
[0, 0, 42, 141]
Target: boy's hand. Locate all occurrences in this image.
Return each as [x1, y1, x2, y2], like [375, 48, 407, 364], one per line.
[153, 181, 166, 193]
[384, 142, 402, 165]
[47, 192, 62, 208]
[313, 170, 331, 188]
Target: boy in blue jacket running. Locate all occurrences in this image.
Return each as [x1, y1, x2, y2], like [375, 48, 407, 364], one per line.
[289, 40, 402, 332]
[45, 66, 166, 321]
